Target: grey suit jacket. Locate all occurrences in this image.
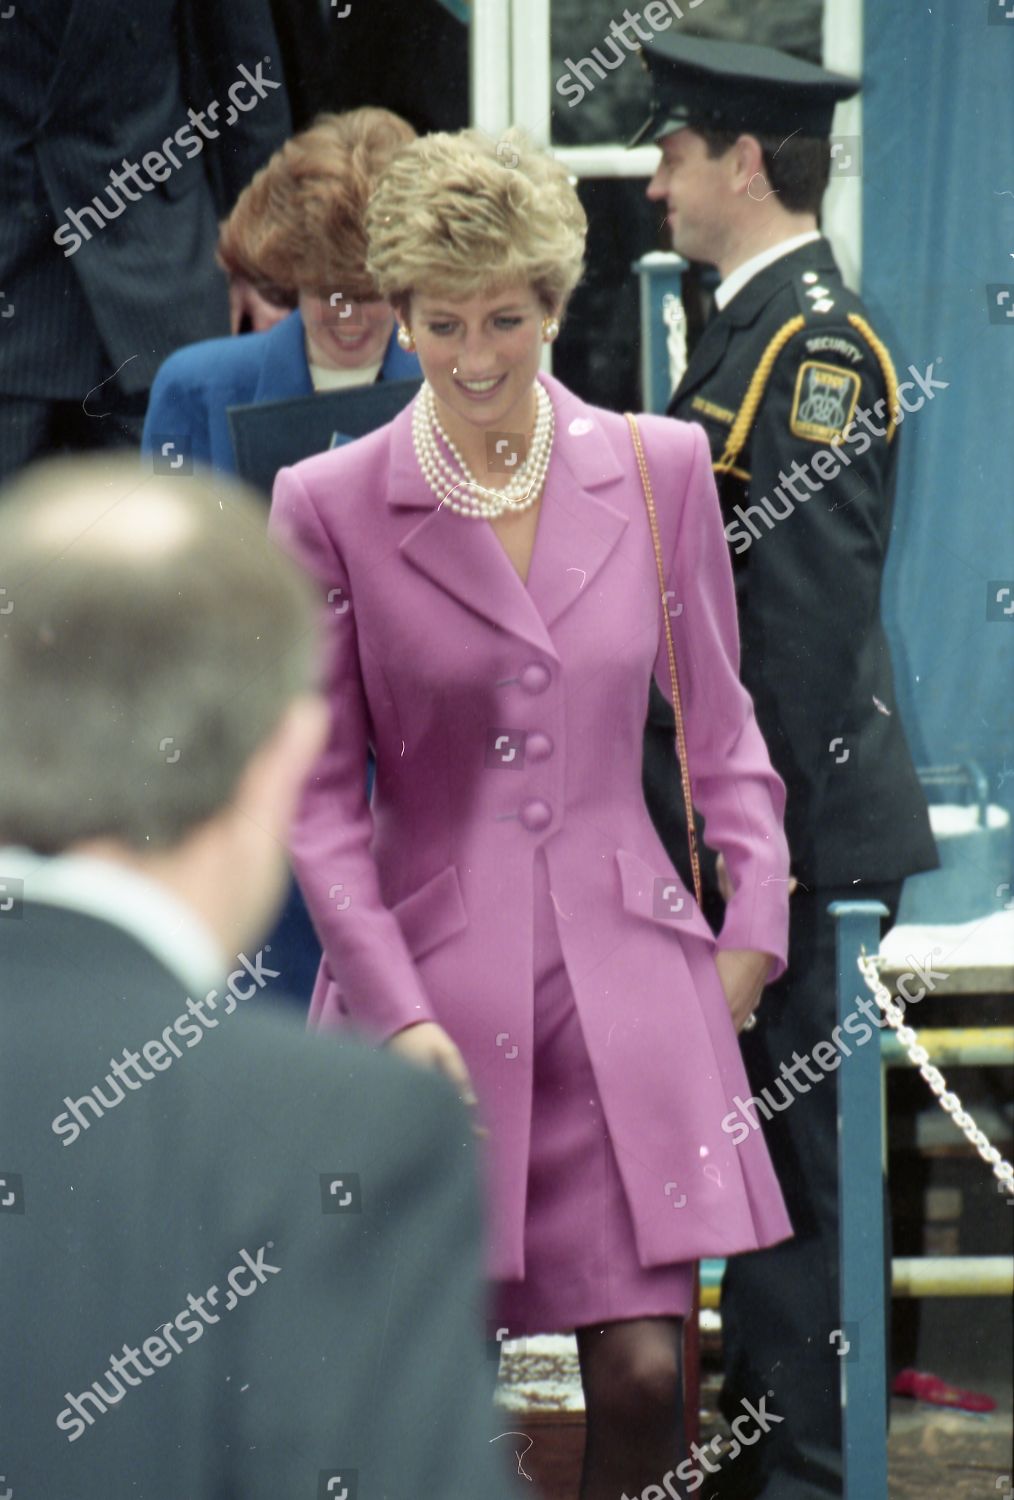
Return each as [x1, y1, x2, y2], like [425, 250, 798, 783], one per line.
[0, 901, 513, 1498]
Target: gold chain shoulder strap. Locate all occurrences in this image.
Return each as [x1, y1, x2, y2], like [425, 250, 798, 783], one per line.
[712, 313, 806, 477]
[625, 412, 703, 909]
[847, 312, 900, 443]
[711, 310, 901, 476]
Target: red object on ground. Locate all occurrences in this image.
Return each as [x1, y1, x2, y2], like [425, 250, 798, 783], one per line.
[892, 1367, 997, 1413]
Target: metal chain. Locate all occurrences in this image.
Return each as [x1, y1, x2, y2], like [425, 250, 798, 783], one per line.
[858, 947, 1014, 1203]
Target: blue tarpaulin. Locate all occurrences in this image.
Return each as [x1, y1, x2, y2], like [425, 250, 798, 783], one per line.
[863, 2, 1014, 840]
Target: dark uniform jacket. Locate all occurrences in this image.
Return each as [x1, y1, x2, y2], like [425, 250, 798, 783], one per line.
[644, 236, 937, 890]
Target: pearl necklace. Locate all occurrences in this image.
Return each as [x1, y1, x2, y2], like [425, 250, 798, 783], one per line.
[411, 380, 555, 518]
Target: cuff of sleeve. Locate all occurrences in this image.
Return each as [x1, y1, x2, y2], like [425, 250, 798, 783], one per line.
[716, 899, 788, 983]
[343, 988, 439, 1048]
[373, 1008, 440, 1047]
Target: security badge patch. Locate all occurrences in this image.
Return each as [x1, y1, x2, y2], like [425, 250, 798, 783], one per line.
[789, 360, 861, 443]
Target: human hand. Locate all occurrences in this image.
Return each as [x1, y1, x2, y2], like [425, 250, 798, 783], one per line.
[228, 276, 290, 336]
[384, 1021, 487, 1137]
[713, 948, 774, 1033]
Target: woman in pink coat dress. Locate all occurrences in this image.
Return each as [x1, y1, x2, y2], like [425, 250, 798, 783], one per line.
[270, 127, 793, 1497]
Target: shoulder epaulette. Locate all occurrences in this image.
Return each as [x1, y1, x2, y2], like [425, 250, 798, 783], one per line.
[793, 269, 838, 318]
[793, 269, 901, 442]
[713, 301, 903, 479]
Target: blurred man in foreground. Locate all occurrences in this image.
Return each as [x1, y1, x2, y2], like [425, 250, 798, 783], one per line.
[0, 456, 514, 1498]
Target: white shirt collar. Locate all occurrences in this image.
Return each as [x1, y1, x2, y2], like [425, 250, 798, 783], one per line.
[714, 230, 822, 312]
[0, 845, 226, 996]
[308, 357, 383, 391]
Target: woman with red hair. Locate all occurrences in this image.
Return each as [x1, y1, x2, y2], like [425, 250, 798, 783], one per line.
[143, 107, 419, 472]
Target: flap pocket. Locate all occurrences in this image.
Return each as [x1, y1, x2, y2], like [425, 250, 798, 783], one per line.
[615, 847, 715, 943]
[390, 864, 468, 960]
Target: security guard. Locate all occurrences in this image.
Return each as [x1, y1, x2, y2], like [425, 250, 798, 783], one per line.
[632, 34, 938, 1500]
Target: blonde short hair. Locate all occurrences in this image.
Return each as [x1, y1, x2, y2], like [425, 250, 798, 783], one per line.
[365, 128, 587, 315]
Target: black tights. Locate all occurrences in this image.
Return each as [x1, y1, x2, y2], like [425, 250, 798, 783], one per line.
[574, 1316, 687, 1499]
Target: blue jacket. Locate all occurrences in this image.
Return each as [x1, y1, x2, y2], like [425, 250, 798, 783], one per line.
[141, 309, 418, 1006]
[142, 308, 420, 473]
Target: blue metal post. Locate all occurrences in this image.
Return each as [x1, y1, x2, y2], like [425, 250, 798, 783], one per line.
[631, 252, 686, 414]
[828, 899, 891, 1500]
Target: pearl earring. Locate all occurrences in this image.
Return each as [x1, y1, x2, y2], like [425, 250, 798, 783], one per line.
[397, 324, 416, 351]
[542, 316, 560, 343]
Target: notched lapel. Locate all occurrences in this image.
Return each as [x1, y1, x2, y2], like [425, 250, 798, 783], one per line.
[389, 378, 629, 652]
[526, 458, 629, 632]
[672, 315, 733, 405]
[524, 376, 631, 630]
[399, 505, 559, 657]
[672, 240, 837, 408]
[253, 311, 312, 403]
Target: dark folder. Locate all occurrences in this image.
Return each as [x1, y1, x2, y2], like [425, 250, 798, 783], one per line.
[227, 379, 422, 497]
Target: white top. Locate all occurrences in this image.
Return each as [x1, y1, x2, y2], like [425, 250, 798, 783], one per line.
[881, 911, 1014, 973]
[928, 803, 1010, 837]
[714, 230, 822, 312]
[0, 844, 226, 995]
[308, 359, 384, 391]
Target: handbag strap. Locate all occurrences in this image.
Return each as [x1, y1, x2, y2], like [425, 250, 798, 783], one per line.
[625, 412, 703, 909]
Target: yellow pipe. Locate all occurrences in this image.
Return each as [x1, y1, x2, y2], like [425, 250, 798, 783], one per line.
[891, 1256, 1013, 1297]
[881, 1027, 1014, 1067]
[700, 1256, 1013, 1308]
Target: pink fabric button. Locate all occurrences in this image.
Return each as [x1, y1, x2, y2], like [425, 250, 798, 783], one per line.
[519, 663, 551, 694]
[525, 732, 554, 761]
[519, 798, 552, 832]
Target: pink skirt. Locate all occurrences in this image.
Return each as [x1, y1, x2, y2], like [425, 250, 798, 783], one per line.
[491, 848, 694, 1336]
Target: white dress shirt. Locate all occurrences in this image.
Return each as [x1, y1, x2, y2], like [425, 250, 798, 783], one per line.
[308, 357, 384, 391]
[0, 845, 226, 996]
[714, 230, 822, 312]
